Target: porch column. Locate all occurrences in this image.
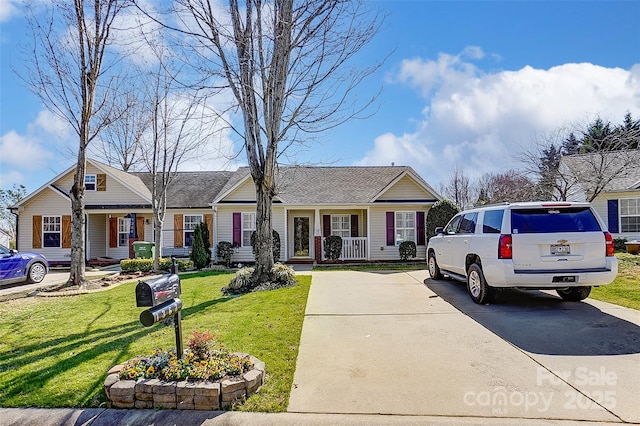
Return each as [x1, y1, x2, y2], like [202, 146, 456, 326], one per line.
[366, 206, 371, 261]
[283, 208, 288, 260]
[314, 208, 322, 263]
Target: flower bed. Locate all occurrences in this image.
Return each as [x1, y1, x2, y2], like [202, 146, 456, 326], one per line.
[104, 354, 265, 410]
[104, 331, 264, 409]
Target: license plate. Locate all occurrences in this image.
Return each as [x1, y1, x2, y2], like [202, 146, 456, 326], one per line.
[551, 244, 570, 255]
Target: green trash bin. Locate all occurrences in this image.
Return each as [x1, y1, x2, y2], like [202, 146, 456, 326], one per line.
[133, 241, 155, 259]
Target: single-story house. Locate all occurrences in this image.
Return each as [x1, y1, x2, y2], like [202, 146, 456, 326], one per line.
[561, 151, 640, 241]
[10, 159, 441, 264]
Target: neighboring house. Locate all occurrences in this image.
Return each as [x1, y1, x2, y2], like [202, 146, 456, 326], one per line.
[561, 151, 640, 241]
[10, 159, 441, 264]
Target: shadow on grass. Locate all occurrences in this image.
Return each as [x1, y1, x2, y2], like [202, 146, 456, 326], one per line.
[0, 294, 234, 407]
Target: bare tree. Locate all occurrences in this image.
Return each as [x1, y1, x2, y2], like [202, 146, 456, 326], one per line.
[23, 0, 128, 287]
[518, 116, 640, 201]
[139, 47, 211, 271]
[439, 166, 474, 210]
[475, 170, 540, 205]
[90, 86, 149, 171]
[162, 0, 382, 286]
[0, 184, 27, 247]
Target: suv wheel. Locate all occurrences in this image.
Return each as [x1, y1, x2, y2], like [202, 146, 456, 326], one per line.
[467, 263, 493, 304]
[556, 286, 591, 301]
[428, 252, 443, 280]
[27, 262, 47, 283]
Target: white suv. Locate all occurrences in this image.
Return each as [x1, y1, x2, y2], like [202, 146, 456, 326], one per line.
[427, 202, 618, 304]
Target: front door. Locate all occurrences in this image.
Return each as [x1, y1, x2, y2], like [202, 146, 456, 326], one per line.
[293, 216, 311, 257]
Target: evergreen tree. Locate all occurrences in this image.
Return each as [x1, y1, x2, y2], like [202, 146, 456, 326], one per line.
[190, 224, 208, 269]
[562, 132, 581, 155]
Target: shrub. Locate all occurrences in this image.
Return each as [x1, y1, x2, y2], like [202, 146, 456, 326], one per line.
[399, 240, 417, 261]
[613, 237, 627, 252]
[120, 258, 193, 273]
[228, 266, 255, 291]
[426, 199, 460, 241]
[216, 241, 234, 267]
[199, 222, 212, 265]
[190, 223, 209, 269]
[222, 262, 297, 294]
[250, 229, 281, 261]
[324, 235, 342, 260]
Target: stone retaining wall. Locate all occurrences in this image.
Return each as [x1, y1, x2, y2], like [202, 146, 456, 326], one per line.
[104, 355, 264, 410]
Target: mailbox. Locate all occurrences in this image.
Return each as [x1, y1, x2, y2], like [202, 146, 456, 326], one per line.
[135, 274, 181, 307]
[140, 298, 183, 327]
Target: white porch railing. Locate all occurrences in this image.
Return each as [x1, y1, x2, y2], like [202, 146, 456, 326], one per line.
[322, 237, 368, 260]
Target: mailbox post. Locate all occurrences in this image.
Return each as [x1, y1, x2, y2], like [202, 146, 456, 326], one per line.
[135, 258, 183, 358]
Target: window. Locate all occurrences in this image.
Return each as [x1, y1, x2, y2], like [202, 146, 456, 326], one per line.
[118, 218, 130, 247]
[620, 198, 640, 232]
[242, 212, 256, 247]
[85, 174, 96, 191]
[184, 215, 203, 247]
[511, 207, 600, 234]
[459, 212, 478, 234]
[395, 211, 415, 244]
[331, 215, 350, 237]
[43, 216, 61, 247]
[444, 215, 462, 234]
[482, 210, 504, 234]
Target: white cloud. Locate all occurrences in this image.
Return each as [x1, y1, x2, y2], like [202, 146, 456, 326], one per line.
[360, 48, 640, 186]
[0, 0, 20, 22]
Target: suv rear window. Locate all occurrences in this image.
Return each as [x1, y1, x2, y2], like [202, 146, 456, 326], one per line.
[511, 207, 601, 234]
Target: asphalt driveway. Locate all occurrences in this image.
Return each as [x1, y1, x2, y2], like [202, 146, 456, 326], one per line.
[288, 270, 640, 423]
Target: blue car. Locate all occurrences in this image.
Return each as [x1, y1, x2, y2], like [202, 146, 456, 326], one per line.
[0, 244, 49, 285]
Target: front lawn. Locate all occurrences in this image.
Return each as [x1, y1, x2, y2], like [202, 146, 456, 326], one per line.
[0, 272, 311, 411]
[590, 253, 640, 310]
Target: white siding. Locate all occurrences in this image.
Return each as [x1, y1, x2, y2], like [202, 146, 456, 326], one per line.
[369, 205, 428, 261]
[223, 179, 256, 202]
[592, 191, 640, 241]
[215, 206, 255, 262]
[54, 164, 149, 205]
[16, 188, 71, 262]
[377, 175, 434, 201]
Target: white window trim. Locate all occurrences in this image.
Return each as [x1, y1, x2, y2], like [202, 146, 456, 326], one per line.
[118, 217, 130, 247]
[43, 215, 62, 248]
[183, 214, 203, 247]
[395, 211, 416, 245]
[331, 214, 351, 238]
[242, 212, 256, 247]
[620, 198, 640, 233]
[85, 174, 96, 191]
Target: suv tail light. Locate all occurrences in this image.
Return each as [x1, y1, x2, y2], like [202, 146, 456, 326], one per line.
[604, 232, 615, 257]
[498, 234, 512, 259]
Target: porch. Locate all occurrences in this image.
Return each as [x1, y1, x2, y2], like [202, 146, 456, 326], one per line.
[320, 236, 368, 261]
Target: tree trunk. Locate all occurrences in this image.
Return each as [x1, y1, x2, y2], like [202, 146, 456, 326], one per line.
[253, 179, 274, 285]
[153, 214, 163, 271]
[68, 148, 87, 287]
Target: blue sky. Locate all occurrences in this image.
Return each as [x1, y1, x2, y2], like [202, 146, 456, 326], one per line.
[1, 0, 639, 195]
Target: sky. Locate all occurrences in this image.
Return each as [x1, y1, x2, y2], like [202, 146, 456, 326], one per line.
[1, 0, 640, 196]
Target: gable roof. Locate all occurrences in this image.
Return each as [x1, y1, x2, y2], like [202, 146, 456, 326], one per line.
[214, 166, 440, 205]
[561, 150, 640, 193]
[91, 160, 152, 201]
[135, 171, 234, 208]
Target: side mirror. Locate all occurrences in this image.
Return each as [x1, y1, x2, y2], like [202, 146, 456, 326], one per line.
[434, 227, 444, 235]
[10, 249, 18, 255]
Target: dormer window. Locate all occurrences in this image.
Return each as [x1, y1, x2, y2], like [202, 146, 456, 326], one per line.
[85, 174, 96, 191]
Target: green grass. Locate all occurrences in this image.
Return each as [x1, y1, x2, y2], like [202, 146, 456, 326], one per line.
[0, 272, 311, 412]
[314, 262, 426, 271]
[590, 253, 640, 310]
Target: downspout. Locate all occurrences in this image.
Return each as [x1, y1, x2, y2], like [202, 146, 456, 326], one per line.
[211, 204, 218, 262]
[11, 209, 19, 250]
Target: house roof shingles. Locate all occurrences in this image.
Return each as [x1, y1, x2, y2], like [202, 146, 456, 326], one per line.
[135, 171, 235, 208]
[562, 151, 640, 192]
